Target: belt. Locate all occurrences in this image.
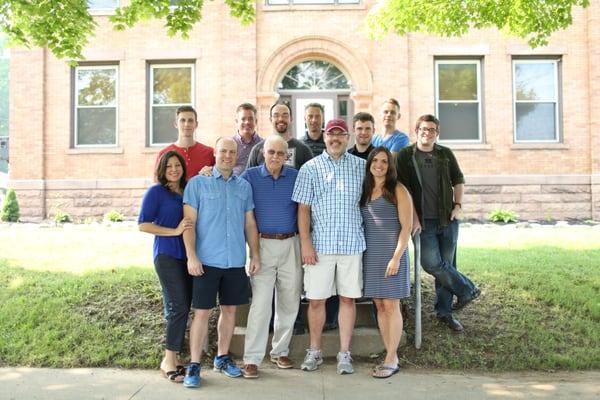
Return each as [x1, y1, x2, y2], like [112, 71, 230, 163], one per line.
[260, 232, 297, 240]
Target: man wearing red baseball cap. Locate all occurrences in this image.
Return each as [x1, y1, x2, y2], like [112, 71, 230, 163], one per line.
[292, 118, 366, 375]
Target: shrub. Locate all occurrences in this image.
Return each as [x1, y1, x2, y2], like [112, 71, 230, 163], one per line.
[0, 189, 20, 222]
[104, 210, 125, 222]
[82, 217, 97, 225]
[54, 210, 72, 224]
[488, 209, 519, 223]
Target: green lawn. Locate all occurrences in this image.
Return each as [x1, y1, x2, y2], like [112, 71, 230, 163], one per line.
[0, 223, 598, 370]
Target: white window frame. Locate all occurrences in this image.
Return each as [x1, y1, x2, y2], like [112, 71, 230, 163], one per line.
[74, 65, 119, 148]
[512, 59, 560, 143]
[434, 59, 483, 143]
[266, 0, 360, 4]
[149, 63, 195, 147]
[87, 0, 119, 11]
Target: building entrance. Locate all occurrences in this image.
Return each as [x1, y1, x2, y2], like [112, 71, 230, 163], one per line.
[277, 60, 353, 138]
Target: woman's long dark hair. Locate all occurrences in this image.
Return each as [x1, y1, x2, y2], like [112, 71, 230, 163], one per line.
[360, 146, 397, 207]
[156, 150, 187, 192]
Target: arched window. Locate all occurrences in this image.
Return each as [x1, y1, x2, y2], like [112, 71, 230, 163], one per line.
[278, 60, 350, 90]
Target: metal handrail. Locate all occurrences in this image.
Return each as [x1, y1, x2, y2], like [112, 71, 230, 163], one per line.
[413, 232, 422, 349]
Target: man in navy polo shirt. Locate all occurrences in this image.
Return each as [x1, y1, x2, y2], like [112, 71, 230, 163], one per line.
[239, 135, 301, 379]
[182, 137, 260, 388]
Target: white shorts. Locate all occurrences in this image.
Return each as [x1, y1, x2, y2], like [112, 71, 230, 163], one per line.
[303, 253, 362, 300]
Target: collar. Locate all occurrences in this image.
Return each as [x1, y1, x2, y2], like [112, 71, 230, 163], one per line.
[235, 131, 259, 145]
[322, 151, 348, 163]
[212, 166, 237, 182]
[260, 163, 287, 178]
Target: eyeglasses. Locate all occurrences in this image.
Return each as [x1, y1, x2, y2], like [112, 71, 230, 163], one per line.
[266, 149, 287, 157]
[326, 131, 349, 137]
[418, 127, 438, 134]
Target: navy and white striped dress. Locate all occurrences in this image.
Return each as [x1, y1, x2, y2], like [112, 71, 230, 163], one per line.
[361, 196, 410, 299]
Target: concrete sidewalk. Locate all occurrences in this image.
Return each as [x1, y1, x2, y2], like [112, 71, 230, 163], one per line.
[1, 364, 598, 400]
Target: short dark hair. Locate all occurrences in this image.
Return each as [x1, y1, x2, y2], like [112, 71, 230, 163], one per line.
[352, 112, 375, 128]
[382, 98, 400, 112]
[270, 101, 292, 118]
[156, 150, 187, 190]
[236, 103, 257, 117]
[176, 105, 197, 120]
[414, 114, 440, 131]
[304, 103, 324, 115]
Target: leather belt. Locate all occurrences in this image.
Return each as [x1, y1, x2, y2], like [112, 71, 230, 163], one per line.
[260, 232, 297, 240]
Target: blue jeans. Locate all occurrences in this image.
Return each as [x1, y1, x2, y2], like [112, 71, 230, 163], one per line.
[420, 219, 476, 317]
[154, 254, 193, 352]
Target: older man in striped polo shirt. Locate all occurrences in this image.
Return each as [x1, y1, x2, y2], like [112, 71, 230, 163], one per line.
[239, 135, 302, 379]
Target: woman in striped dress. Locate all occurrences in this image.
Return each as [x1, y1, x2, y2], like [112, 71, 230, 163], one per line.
[360, 146, 413, 378]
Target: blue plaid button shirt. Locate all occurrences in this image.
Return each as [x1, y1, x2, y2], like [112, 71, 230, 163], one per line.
[292, 152, 366, 255]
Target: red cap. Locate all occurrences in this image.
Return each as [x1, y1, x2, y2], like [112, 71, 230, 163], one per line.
[324, 118, 349, 133]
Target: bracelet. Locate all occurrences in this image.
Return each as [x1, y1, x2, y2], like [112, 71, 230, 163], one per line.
[453, 202, 462, 209]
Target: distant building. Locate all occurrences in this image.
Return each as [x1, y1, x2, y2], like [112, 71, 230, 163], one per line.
[8, 0, 600, 221]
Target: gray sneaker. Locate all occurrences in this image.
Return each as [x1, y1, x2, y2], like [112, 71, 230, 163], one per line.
[301, 349, 323, 371]
[336, 351, 354, 375]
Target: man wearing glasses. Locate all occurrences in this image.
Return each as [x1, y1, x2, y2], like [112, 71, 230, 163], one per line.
[292, 119, 366, 375]
[246, 102, 313, 170]
[240, 135, 302, 379]
[395, 114, 480, 332]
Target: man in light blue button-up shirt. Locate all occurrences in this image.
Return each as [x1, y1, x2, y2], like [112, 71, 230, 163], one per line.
[292, 118, 366, 374]
[183, 137, 260, 382]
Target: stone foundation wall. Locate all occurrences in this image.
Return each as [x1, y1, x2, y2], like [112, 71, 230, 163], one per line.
[9, 175, 599, 222]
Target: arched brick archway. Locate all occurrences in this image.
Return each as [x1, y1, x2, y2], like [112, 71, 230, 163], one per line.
[256, 36, 373, 135]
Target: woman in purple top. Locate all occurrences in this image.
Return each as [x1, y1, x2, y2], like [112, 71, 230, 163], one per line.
[138, 151, 194, 383]
[360, 147, 413, 378]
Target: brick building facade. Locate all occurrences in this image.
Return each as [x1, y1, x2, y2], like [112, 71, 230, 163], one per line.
[8, 0, 600, 221]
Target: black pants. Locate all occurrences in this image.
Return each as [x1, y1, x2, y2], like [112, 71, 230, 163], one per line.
[154, 254, 192, 352]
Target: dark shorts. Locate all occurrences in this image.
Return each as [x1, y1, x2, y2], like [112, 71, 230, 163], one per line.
[191, 265, 249, 309]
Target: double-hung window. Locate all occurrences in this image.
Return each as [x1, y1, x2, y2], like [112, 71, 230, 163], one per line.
[435, 59, 482, 142]
[149, 63, 194, 146]
[74, 65, 118, 147]
[267, 1, 360, 4]
[87, 0, 118, 10]
[512, 59, 560, 142]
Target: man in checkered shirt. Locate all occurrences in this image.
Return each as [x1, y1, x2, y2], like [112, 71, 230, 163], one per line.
[292, 118, 366, 375]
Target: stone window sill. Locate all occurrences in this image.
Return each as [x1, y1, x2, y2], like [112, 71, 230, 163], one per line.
[66, 147, 123, 155]
[443, 144, 493, 151]
[510, 143, 569, 150]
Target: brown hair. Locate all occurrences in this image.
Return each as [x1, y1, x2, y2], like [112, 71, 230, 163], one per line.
[156, 150, 187, 190]
[236, 102, 257, 117]
[414, 114, 439, 132]
[176, 105, 197, 120]
[360, 147, 397, 207]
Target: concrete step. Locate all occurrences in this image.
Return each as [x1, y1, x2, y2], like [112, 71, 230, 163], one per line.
[235, 301, 378, 328]
[230, 326, 395, 359]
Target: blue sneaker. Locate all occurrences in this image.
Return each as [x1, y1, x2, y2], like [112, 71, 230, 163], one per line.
[183, 363, 201, 388]
[213, 355, 242, 378]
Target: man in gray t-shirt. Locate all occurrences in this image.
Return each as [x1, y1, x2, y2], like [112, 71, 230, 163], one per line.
[246, 102, 313, 170]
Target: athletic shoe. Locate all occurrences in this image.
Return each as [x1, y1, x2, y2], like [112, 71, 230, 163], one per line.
[300, 349, 323, 372]
[183, 363, 201, 388]
[336, 351, 354, 375]
[213, 355, 242, 378]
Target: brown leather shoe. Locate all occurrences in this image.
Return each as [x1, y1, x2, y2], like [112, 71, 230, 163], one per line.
[242, 364, 259, 379]
[270, 356, 294, 369]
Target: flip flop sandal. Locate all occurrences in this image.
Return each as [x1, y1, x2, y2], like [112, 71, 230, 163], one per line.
[372, 364, 400, 379]
[161, 368, 184, 383]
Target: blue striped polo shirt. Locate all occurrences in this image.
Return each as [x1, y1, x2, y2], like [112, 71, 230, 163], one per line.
[240, 164, 298, 235]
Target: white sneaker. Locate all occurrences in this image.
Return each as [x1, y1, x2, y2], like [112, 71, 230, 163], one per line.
[301, 349, 323, 371]
[336, 351, 354, 375]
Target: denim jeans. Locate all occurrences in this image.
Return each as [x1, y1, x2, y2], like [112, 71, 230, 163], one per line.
[154, 254, 193, 352]
[420, 218, 476, 317]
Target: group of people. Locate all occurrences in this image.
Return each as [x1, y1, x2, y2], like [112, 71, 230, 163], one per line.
[137, 98, 480, 388]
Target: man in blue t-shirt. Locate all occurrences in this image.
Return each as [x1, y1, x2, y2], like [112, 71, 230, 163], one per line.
[371, 98, 410, 157]
[239, 135, 301, 379]
[181, 137, 260, 388]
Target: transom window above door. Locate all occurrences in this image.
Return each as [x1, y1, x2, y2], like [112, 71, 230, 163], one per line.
[278, 60, 351, 90]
